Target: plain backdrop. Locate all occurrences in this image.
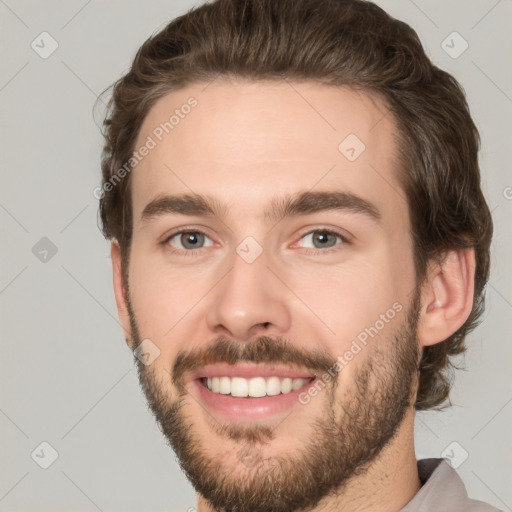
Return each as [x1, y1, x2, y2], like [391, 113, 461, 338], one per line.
[1, 1, 511, 511]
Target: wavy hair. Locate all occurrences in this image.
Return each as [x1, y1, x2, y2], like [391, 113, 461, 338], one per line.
[98, 0, 493, 410]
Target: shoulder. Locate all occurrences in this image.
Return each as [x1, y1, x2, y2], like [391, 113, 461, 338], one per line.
[401, 458, 502, 512]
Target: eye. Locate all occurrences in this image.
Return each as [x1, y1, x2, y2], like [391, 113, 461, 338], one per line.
[164, 230, 214, 253]
[161, 227, 349, 257]
[296, 229, 348, 253]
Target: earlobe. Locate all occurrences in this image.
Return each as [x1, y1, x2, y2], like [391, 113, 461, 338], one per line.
[111, 241, 133, 348]
[417, 249, 476, 347]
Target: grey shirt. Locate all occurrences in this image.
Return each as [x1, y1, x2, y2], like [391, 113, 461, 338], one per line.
[401, 458, 502, 511]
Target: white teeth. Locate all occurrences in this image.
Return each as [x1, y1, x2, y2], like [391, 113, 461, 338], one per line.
[266, 376, 281, 396]
[204, 376, 310, 397]
[281, 377, 292, 393]
[231, 377, 249, 397]
[248, 377, 267, 397]
[219, 376, 231, 394]
[292, 378, 305, 391]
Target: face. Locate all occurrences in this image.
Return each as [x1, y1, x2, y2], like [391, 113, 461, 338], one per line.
[118, 79, 422, 511]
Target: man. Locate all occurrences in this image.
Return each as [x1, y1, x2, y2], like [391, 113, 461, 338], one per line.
[97, 0, 498, 510]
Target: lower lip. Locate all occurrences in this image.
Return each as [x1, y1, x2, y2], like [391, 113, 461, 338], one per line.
[191, 378, 315, 421]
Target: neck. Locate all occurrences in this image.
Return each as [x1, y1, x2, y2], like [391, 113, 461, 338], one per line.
[197, 408, 421, 512]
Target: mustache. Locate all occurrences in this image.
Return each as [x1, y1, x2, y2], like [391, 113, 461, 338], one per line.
[172, 336, 338, 390]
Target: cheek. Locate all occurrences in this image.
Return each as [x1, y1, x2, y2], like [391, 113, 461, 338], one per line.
[127, 250, 204, 356]
[285, 256, 404, 345]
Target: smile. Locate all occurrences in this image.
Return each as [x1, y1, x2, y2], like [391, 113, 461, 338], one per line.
[201, 376, 313, 397]
[188, 363, 317, 421]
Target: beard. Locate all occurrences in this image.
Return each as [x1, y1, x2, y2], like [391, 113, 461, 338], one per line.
[125, 288, 421, 512]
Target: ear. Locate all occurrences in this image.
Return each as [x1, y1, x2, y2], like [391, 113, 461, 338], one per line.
[111, 240, 133, 349]
[417, 248, 476, 347]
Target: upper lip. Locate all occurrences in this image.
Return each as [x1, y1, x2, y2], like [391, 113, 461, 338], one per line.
[188, 363, 316, 382]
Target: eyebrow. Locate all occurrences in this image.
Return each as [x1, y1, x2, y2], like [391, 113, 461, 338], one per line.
[140, 190, 381, 226]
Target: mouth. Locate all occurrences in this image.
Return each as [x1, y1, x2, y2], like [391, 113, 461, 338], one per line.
[188, 363, 317, 421]
[200, 375, 312, 397]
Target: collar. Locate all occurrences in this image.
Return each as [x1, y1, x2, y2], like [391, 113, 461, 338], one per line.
[400, 458, 500, 511]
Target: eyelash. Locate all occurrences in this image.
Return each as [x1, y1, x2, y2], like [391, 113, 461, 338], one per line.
[161, 228, 350, 257]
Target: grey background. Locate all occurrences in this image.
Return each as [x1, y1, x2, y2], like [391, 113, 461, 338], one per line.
[0, 0, 511, 511]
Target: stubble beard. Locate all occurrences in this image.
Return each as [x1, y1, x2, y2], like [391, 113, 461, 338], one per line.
[126, 290, 421, 512]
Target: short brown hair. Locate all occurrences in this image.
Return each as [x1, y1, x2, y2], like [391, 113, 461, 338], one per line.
[98, 0, 493, 410]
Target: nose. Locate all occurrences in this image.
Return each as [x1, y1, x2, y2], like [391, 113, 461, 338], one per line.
[205, 247, 292, 341]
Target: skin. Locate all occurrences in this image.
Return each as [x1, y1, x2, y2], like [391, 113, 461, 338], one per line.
[111, 79, 475, 511]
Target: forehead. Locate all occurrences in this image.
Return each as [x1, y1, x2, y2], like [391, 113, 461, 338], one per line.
[131, 79, 404, 224]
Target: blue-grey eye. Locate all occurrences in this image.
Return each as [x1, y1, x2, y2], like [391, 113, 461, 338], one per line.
[168, 231, 213, 250]
[301, 231, 341, 249]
